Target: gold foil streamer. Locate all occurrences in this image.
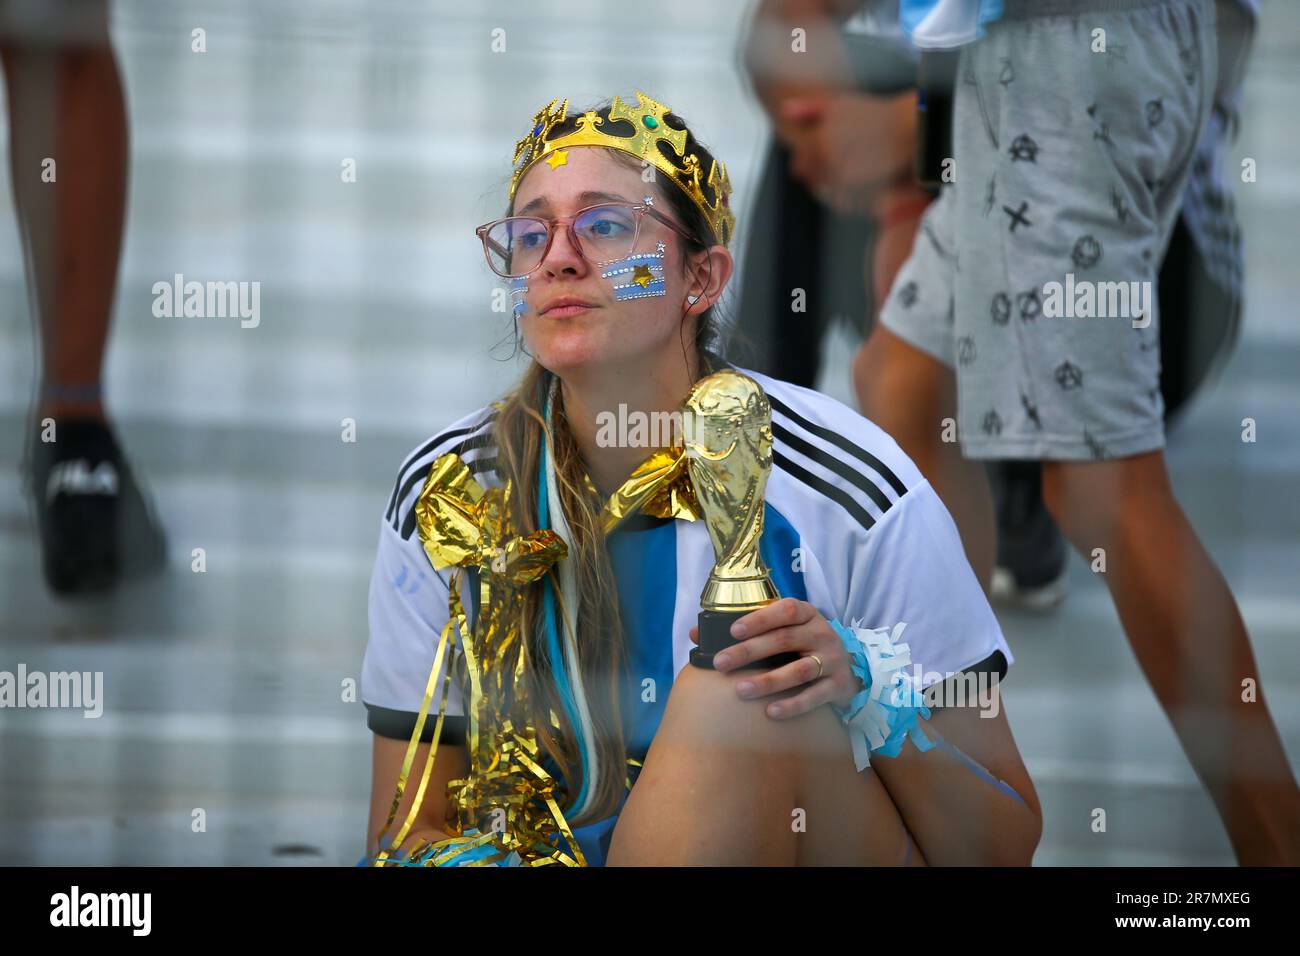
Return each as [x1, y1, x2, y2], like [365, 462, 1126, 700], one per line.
[599, 446, 699, 533]
[371, 452, 581, 867]
[371, 438, 704, 868]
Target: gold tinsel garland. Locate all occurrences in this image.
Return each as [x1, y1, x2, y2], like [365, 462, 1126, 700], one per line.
[370, 444, 697, 867]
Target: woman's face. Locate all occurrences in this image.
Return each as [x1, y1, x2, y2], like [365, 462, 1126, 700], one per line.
[508, 148, 707, 377]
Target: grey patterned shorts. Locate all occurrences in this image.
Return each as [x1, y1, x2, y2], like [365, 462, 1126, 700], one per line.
[879, 0, 1217, 460]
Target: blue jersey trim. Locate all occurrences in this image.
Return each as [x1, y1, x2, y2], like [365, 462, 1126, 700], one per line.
[763, 502, 810, 603]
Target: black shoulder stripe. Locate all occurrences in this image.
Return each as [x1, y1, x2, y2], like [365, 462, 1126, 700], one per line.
[922, 651, 1009, 712]
[767, 394, 908, 498]
[773, 450, 877, 532]
[365, 702, 467, 746]
[393, 431, 496, 535]
[772, 421, 894, 514]
[468, 456, 498, 477]
[384, 412, 498, 522]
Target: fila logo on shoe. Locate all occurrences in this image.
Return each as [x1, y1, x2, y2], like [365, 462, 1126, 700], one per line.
[46, 460, 119, 503]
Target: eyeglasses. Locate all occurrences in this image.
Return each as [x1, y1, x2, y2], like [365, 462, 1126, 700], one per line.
[474, 201, 696, 279]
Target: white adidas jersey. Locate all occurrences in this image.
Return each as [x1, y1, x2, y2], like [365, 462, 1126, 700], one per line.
[362, 367, 1013, 737]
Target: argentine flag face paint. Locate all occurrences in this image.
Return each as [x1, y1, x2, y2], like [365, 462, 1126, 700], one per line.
[509, 275, 529, 319]
[600, 241, 667, 301]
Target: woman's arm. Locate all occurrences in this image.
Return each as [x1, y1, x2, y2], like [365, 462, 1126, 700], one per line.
[365, 733, 469, 861]
[869, 692, 1042, 865]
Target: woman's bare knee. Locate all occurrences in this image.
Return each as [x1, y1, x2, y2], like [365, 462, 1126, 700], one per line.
[608, 665, 919, 866]
[793, 757, 922, 866]
[607, 665, 818, 865]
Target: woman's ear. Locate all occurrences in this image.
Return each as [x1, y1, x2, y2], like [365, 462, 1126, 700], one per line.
[683, 244, 733, 316]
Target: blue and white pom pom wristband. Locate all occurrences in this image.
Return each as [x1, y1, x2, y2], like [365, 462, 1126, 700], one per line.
[827, 619, 936, 772]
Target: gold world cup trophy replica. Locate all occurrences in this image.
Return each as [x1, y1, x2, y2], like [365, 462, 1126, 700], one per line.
[684, 370, 799, 670]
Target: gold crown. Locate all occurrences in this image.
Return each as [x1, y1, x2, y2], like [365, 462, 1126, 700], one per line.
[509, 91, 735, 247]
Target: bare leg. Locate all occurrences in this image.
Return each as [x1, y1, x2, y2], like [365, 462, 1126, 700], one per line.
[1043, 453, 1300, 865]
[606, 663, 923, 866]
[1, 1, 125, 421]
[853, 326, 996, 589]
[3, 9, 165, 596]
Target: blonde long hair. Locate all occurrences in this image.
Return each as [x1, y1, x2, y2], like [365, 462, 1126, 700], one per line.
[486, 101, 726, 825]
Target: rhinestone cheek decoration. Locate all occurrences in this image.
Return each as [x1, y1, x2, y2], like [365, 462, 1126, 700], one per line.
[508, 276, 529, 318]
[600, 249, 666, 301]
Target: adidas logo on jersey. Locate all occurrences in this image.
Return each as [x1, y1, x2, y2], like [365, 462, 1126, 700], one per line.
[46, 460, 119, 503]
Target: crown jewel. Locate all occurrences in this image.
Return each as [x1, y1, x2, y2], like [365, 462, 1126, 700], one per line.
[509, 91, 735, 247]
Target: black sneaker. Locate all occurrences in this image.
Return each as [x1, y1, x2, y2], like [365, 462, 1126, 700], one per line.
[25, 418, 168, 595]
[988, 460, 1069, 611]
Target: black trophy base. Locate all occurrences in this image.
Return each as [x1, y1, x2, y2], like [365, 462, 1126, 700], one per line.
[689, 608, 801, 670]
